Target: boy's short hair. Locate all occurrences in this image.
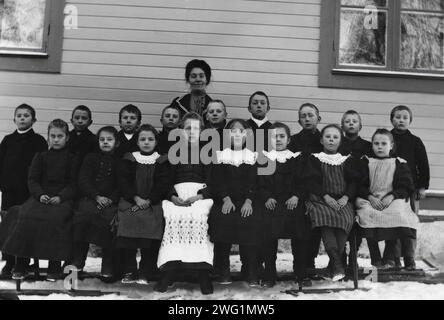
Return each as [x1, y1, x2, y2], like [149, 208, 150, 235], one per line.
[161, 104, 181, 120]
[72, 105, 92, 120]
[299, 103, 320, 117]
[185, 59, 212, 85]
[119, 104, 142, 123]
[320, 124, 344, 142]
[15, 103, 36, 121]
[390, 105, 413, 123]
[270, 122, 291, 139]
[48, 119, 69, 136]
[135, 124, 159, 141]
[341, 110, 362, 127]
[179, 112, 204, 130]
[248, 91, 270, 107]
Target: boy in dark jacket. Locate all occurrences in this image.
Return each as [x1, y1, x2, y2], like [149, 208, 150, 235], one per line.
[0, 104, 48, 277]
[390, 105, 430, 270]
[67, 105, 97, 164]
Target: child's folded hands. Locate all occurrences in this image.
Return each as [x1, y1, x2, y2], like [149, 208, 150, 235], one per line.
[285, 196, 299, 210]
[265, 198, 277, 210]
[323, 194, 341, 211]
[96, 196, 112, 209]
[48, 196, 61, 205]
[241, 199, 253, 218]
[381, 194, 394, 209]
[40, 195, 51, 204]
[171, 195, 189, 207]
[368, 195, 384, 211]
[222, 197, 235, 214]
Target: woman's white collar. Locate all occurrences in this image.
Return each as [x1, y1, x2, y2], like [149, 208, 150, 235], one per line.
[263, 150, 300, 163]
[132, 151, 160, 165]
[313, 152, 349, 166]
[216, 148, 258, 167]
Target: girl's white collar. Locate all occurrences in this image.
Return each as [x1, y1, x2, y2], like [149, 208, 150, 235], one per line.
[132, 151, 160, 165]
[216, 148, 257, 167]
[263, 150, 300, 163]
[313, 152, 349, 166]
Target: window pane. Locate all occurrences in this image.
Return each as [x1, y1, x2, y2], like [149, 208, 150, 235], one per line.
[339, 9, 387, 66]
[341, 0, 387, 7]
[401, 0, 444, 11]
[0, 0, 47, 50]
[401, 12, 444, 70]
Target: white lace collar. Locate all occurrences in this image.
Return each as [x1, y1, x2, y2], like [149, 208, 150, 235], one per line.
[313, 152, 349, 166]
[216, 148, 258, 167]
[132, 151, 160, 165]
[263, 150, 300, 163]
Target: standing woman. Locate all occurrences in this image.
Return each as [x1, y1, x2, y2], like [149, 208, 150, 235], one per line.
[170, 59, 213, 120]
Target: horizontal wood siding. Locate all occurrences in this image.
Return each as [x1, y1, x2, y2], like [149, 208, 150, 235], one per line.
[1, 0, 443, 189]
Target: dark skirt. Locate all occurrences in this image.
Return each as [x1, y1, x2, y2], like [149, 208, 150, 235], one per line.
[116, 199, 164, 241]
[209, 199, 263, 245]
[362, 227, 417, 241]
[73, 198, 116, 248]
[261, 200, 311, 240]
[0, 198, 73, 261]
[115, 237, 153, 249]
[307, 194, 355, 233]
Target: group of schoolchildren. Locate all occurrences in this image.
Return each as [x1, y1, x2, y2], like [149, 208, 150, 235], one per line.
[0, 90, 429, 295]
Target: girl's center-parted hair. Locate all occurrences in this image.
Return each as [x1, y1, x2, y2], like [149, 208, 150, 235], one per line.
[298, 103, 320, 117]
[135, 124, 159, 142]
[97, 126, 119, 140]
[270, 122, 291, 140]
[207, 100, 228, 114]
[225, 118, 251, 131]
[48, 119, 69, 136]
[372, 128, 396, 155]
[178, 112, 205, 130]
[320, 124, 344, 142]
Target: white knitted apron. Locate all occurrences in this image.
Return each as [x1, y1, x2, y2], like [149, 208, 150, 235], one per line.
[157, 182, 214, 268]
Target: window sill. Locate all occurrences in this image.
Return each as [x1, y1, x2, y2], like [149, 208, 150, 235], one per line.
[332, 68, 444, 80]
[0, 50, 48, 57]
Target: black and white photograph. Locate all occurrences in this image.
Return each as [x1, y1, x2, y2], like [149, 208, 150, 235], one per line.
[0, 0, 444, 304]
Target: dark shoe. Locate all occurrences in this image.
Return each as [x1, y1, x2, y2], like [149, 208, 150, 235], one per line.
[217, 273, 232, 285]
[404, 257, 416, 271]
[198, 272, 214, 295]
[381, 260, 396, 270]
[46, 272, 62, 282]
[371, 260, 383, 268]
[247, 279, 261, 287]
[154, 271, 175, 293]
[261, 280, 275, 288]
[121, 272, 138, 284]
[11, 259, 29, 280]
[296, 277, 312, 287]
[11, 270, 28, 281]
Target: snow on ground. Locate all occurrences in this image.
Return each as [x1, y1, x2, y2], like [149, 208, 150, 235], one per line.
[1, 209, 444, 299]
[1, 254, 444, 300]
